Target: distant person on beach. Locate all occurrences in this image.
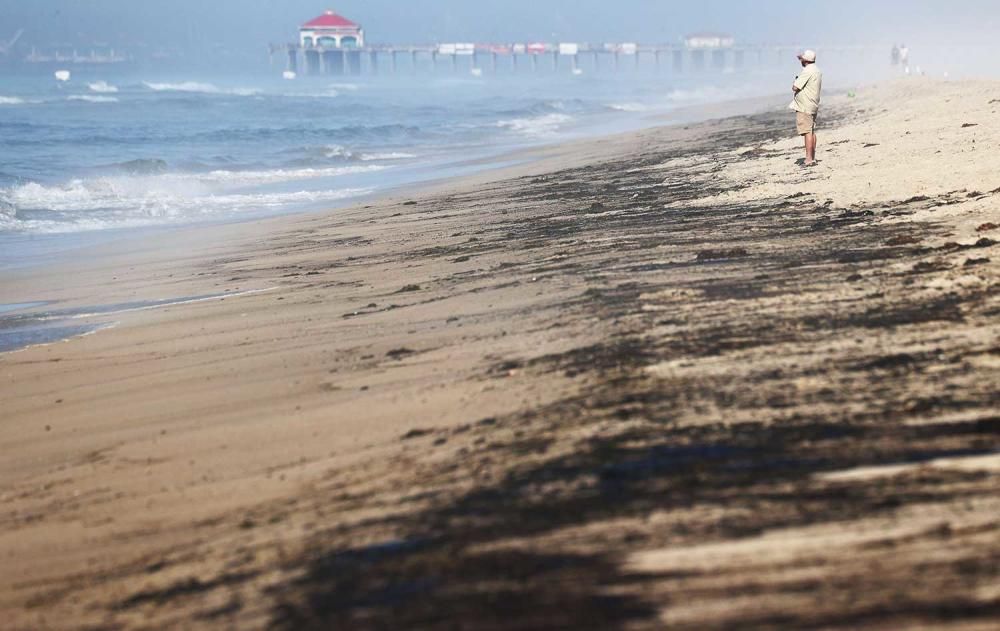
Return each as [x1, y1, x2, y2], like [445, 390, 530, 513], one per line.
[892, 44, 901, 66]
[899, 44, 911, 74]
[791, 49, 823, 167]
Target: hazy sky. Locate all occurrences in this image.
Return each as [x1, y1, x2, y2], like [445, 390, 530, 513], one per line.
[2, 0, 998, 51]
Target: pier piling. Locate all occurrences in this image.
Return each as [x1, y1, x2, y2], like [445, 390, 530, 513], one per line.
[692, 50, 705, 71]
[712, 49, 725, 71]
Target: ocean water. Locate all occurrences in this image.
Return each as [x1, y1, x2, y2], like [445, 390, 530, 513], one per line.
[0, 70, 767, 267]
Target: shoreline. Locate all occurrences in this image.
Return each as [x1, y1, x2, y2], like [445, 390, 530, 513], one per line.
[0, 90, 788, 358]
[2, 78, 998, 629]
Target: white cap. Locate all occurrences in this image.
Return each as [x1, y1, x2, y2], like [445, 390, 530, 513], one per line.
[798, 49, 817, 63]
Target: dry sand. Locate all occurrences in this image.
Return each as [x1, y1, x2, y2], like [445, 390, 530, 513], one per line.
[1, 79, 998, 630]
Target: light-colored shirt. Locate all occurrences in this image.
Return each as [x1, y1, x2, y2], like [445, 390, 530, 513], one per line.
[792, 64, 823, 115]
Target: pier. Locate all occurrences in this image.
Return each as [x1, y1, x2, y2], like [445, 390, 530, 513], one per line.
[271, 12, 881, 78]
[23, 46, 128, 65]
[272, 42, 881, 77]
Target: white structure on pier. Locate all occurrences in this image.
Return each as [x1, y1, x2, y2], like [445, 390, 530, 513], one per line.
[684, 33, 735, 49]
[300, 10, 364, 49]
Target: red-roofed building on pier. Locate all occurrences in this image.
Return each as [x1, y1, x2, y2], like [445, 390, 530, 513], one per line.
[296, 10, 365, 75]
[300, 10, 365, 49]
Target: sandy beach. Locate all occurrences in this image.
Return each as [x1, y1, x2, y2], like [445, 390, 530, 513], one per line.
[2, 79, 998, 629]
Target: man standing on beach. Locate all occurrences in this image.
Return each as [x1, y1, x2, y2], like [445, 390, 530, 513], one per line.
[791, 50, 823, 167]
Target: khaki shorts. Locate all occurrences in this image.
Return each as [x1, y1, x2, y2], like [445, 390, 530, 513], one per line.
[796, 111, 818, 135]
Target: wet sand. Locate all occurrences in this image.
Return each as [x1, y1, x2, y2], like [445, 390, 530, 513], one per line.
[1, 79, 998, 629]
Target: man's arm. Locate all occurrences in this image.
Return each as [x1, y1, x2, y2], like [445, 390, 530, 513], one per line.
[793, 72, 810, 93]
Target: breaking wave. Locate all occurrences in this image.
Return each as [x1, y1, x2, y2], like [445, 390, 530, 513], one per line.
[497, 99, 586, 118]
[143, 81, 260, 96]
[0, 96, 26, 105]
[88, 81, 119, 93]
[0, 161, 386, 233]
[283, 89, 342, 99]
[285, 145, 417, 166]
[360, 152, 417, 161]
[496, 113, 573, 137]
[68, 95, 120, 104]
[1, 176, 371, 233]
[608, 102, 648, 112]
[190, 164, 385, 187]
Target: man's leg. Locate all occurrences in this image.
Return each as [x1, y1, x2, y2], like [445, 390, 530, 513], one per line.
[805, 132, 817, 165]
